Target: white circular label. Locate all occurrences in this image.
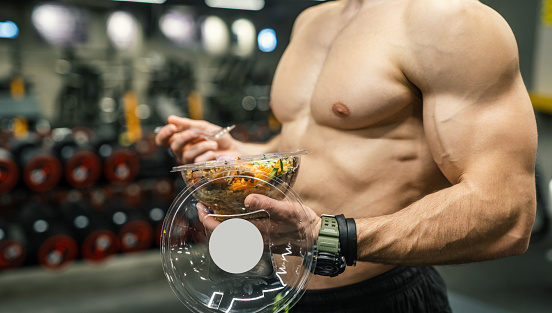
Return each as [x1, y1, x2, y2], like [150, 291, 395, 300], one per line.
[208, 218, 264, 274]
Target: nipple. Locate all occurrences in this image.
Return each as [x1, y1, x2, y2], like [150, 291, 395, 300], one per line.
[332, 102, 350, 118]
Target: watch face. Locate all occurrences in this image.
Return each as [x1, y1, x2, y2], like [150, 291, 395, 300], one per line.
[161, 166, 315, 313]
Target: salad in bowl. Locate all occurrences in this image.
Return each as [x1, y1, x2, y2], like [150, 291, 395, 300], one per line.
[172, 150, 307, 216]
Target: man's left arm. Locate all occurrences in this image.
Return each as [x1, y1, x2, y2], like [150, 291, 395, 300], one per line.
[355, 4, 538, 265]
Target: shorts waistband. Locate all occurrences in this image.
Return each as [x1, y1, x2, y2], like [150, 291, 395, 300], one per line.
[301, 266, 428, 304]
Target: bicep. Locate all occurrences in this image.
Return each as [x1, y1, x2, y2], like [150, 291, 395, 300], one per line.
[423, 77, 537, 186]
[409, 5, 538, 185]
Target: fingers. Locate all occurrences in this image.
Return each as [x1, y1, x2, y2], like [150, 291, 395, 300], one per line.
[245, 194, 321, 238]
[194, 150, 218, 163]
[167, 115, 195, 129]
[180, 140, 219, 164]
[244, 194, 293, 220]
[197, 202, 220, 233]
[158, 116, 227, 164]
[168, 115, 220, 133]
[169, 131, 201, 161]
[154, 124, 177, 147]
[155, 116, 201, 148]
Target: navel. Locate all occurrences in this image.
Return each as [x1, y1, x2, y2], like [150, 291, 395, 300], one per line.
[332, 102, 350, 118]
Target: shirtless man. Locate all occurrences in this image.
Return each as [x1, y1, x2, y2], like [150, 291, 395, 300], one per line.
[156, 0, 538, 311]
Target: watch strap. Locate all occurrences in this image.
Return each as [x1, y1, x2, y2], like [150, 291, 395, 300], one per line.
[335, 214, 357, 266]
[345, 217, 357, 266]
[317, 215, 340, 254]
[335, 214, 348, 263]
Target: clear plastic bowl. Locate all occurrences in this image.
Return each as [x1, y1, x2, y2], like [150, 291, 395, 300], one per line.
[162, 150, 314, 313]
[171, 150, 307, 217]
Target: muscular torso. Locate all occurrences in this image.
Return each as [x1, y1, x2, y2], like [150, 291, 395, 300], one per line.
[270, 0, 451, 288]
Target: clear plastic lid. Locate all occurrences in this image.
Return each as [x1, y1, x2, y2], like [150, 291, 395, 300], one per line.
[171, 150, 307, 174]
[162, 150, 314, 313]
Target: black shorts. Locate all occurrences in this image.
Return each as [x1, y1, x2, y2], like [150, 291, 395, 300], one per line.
[289, 266, 452, 313]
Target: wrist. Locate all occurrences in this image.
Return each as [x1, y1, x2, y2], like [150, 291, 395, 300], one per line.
[313, 216, 322, 242]
[311, 214, 357, 277]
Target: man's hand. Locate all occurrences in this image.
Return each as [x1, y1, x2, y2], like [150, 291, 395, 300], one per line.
[155, 115, 239, 164]
[196, 194, 321, 255]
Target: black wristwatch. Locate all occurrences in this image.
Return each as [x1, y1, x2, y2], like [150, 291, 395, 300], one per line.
[312, 214, 357, 277]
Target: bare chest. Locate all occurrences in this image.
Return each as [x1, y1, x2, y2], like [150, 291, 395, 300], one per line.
[271, 4, 418, 130]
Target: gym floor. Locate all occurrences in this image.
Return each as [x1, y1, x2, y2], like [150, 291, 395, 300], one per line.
[0, 236, 551, 313]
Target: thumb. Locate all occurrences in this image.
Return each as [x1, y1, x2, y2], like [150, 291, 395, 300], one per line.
[244, 194, 290, 217]
[245, 194, 273, 210]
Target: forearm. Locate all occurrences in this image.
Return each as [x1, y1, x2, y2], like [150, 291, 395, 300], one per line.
[356, 177, 536, 266]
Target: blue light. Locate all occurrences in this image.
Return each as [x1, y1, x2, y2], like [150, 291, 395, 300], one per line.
[0, 21, 19, 39]
[257, 28, 276, 53]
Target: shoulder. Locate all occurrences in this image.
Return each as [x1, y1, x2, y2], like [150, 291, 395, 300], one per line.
[404, 0, 515, 47]
[402, 0, 520, 90]
[405, 0, 517, 52]
[406, 0, 501, 24]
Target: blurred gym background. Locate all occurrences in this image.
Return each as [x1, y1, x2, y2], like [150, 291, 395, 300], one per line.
[0, 0, 551, 312]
